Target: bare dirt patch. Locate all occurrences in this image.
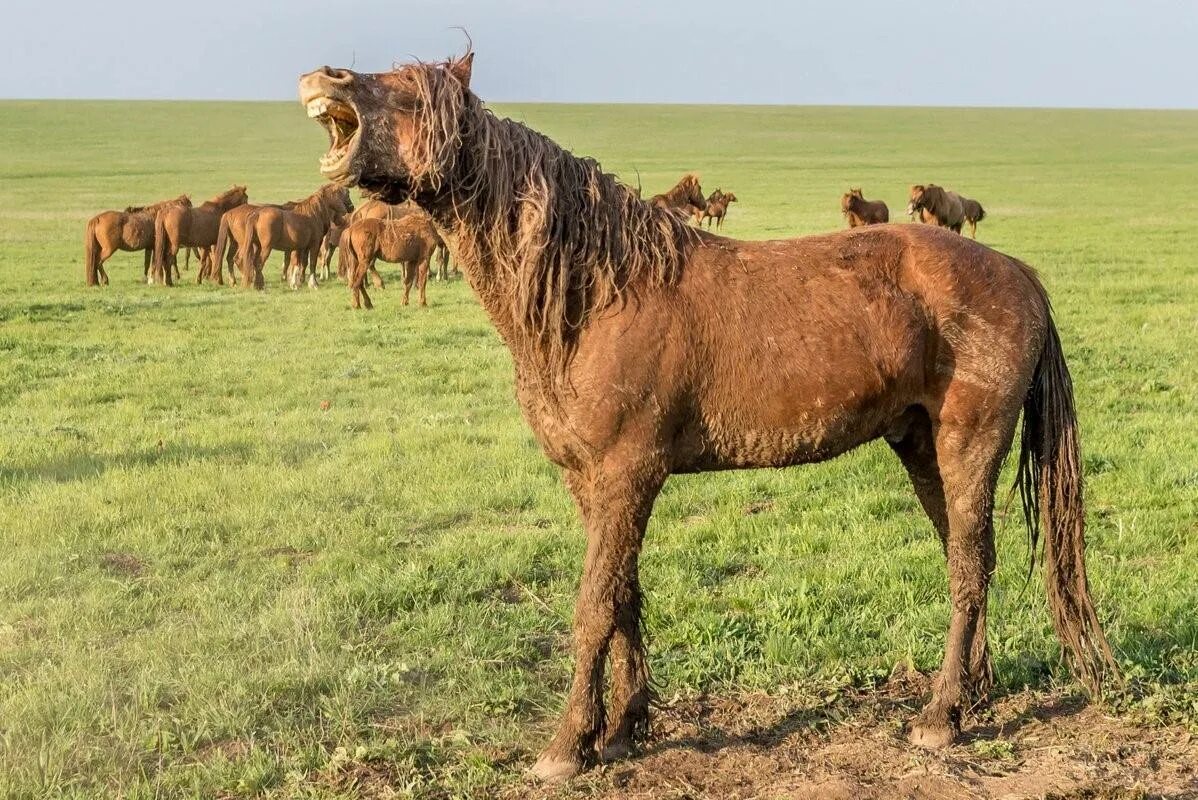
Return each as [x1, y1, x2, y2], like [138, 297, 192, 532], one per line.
[99, 551, 145, 577]
[511, 673, 1198, 800]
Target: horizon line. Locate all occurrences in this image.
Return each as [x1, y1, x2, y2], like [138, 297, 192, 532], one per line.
[2, 97, 1197, 113]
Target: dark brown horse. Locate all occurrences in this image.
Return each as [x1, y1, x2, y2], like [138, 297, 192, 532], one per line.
[907, 185, 984, 238]
[841, 188, 890, 227]
[152, 186, 249, 284]
[337, 215, 445, 308]
[84, 195, 191, 286]
[700, 189, 737, 229]
[301, 52, 1116, 783]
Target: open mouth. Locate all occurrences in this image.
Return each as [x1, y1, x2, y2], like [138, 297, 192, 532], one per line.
[306, 97, 360, 177]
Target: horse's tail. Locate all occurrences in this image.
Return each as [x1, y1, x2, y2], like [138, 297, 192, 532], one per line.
[213, 213, 231, 275]
[242, 209, 261, 284]
[436, 238, 450, 277]
[974, 202, 987, 223]
[337, 227, 353, 280]
[84, 216, 101, 286]
[1016, 309, 1118, 696]
[152, 210, 172, 283]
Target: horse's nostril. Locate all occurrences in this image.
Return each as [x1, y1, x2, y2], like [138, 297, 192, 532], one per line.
[319, 66, 354, 84]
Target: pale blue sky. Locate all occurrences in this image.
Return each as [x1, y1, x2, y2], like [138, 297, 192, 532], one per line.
[4, 0, 1196, 108]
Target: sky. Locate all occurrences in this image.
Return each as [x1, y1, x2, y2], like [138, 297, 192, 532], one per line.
[3, 0, 1197, 108]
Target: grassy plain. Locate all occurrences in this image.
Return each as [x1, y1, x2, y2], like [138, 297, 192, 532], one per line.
[0, 99, 1195, 798]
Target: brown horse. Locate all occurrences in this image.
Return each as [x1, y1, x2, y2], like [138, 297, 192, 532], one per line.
[650, 173, 705, 222]
[907, 184, 983, 236]
[241, 185, 348, 289]
[211, 201, 298, 285]
[84, 195, 191, 286]
[841, 188, 890, 227]
[301, 53, 1117, 783]
[320, 198, 410, 280]
[700, 189, 737, 229]
[962, 197, 987, 239]
[337, 214, 446, 308]
[152, 185, 249, 284]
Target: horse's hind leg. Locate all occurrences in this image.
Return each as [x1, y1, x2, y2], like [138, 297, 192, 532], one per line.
[907, 392, 1013, 749]
[968, 220, 977, 239]
[889, 407, 993, 697]
[402, 262, 414, 306]
[417, 256, 429, 307]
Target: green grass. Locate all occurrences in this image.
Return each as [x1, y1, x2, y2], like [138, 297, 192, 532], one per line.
[1, 98, 1196, 798]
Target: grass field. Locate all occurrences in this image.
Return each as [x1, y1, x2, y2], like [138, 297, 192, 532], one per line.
[1, 98, 1196, 799]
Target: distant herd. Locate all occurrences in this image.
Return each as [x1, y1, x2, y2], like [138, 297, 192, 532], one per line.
[83, 171, 985, 306]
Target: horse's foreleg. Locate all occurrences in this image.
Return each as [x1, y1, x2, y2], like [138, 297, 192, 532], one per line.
[533, 461, 665, 783]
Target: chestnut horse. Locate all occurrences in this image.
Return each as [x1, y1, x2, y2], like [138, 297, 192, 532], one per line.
[320, 198, 410, 281]
[152, 186, 249, 284]
[650, 173, 705, 222]
[337, 214, 446, 308]
[700, 189, 737, 229]
[240, 185, 348, 289]
[841, 188, 890, 227]
[84, 195, 190, 286]
[301, 52, 1116, 783]
[210, 200, 302, 285]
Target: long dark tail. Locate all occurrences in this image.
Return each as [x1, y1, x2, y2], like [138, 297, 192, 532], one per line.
[1016, 315, 1118, 695]
[84, 217, 101, 286]
[974, 202, 987, 223]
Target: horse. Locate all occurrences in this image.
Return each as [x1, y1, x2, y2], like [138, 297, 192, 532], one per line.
[152, 186, 249, 284]
[320, 198, 409, 281]
[337, 214, 446, 309]
[650, 173, 705, 222]
[962, 197, 987, 239]
[300, 52, 1117, 783]
[906, 185, 969, 234]
[83, 195, 191, 286]
[240, 185, 349, 289]
[841, 188, 890, 227]
[700, 189, 737, 229]
[212, 202, 293, 285]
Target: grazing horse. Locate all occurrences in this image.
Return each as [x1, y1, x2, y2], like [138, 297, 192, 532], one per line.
[301, 52, 1116, 783]
[152, 186, 249, 284]
[907, 185, 984, 237]
[841, 188, 890, 227]
[240, 185, 348, 289]
[650, 173, 705, 222]
[337, 214, 446, 308]
[83, 195, 191, 286]
[700, 189, 737, 229]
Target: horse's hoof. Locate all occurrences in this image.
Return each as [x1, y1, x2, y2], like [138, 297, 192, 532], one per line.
[530, 754, 584, 784]
[908, 720, 956, 749]
[599, 739, 633, 763]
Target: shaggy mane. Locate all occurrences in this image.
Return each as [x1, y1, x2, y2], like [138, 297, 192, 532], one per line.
[394, 57, 698, 376]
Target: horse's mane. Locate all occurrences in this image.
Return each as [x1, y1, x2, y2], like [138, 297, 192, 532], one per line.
[294, 184, 344, 220]
[400, 57, 695, 375]
[125, 194, 190, 213]
[203, 185, 247, 208]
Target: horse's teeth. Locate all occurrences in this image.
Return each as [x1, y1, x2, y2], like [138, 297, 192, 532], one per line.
[306, 98, 331, 118]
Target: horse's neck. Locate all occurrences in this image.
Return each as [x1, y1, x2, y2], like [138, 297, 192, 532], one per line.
[419, 197, 530, 359]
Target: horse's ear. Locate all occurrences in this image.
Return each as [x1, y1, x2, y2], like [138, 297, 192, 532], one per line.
[449, 52, 474, 88]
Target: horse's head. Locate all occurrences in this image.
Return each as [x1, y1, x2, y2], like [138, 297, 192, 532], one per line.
[906, 184, 926, 217]
[682, 175, 705, 208]
[299, 51, 475, 203]
[723, 192, 737, 204]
